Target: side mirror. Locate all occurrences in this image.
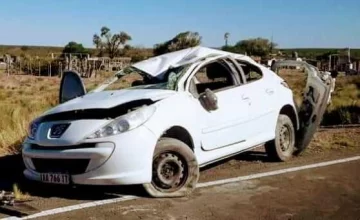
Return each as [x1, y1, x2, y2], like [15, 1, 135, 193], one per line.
[199, 88, 218, 111]
[59, 71, 86, 104]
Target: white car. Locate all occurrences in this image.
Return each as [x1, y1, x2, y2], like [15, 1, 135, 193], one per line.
[22, 46, 332, 197]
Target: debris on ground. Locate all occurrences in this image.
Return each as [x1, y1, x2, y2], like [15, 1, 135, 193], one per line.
[0, 190, 15, 206]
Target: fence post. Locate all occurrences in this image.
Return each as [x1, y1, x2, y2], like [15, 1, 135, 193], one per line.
[38, 60, 41, 76]
[49, 62, 52, 77]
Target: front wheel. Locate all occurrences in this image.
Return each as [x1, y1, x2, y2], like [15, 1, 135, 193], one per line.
[265, 114, 295, 162]
[143, 138, 199, 198]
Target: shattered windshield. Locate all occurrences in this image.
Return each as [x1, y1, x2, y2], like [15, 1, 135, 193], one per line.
[93, 65, 190, 92]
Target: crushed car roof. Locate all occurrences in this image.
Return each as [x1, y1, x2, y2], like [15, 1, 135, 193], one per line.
[131, 46, 254, 78]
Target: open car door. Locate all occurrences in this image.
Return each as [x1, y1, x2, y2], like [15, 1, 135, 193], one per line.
[271, 60, 333, 154]
[59, 71, 86, 103]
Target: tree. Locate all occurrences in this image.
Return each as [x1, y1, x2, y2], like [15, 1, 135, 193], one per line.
[153, 31, 201, 56]
[122, 45, 153, 62]
[233, 37, 277, 57]
[93, 26, 132, 59]
[62, 41, 88, 54]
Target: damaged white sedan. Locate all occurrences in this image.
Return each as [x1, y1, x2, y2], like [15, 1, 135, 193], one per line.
[22, 46, 333, 197]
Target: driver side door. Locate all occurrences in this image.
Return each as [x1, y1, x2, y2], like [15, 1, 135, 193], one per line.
[187, 58, 254, 151]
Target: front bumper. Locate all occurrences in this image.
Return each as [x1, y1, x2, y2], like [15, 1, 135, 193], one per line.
[22, 125, 157, 185]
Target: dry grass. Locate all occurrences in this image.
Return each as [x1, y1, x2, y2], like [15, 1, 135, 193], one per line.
[277, 69, 307, 107]
[0, 70, 359, 156]
[307, 128, 360, 153]
[278, 69, 360, 125]
[0, 74, 102, 155]
[0, 75, 57, 155]
[12, 183, 30, 200]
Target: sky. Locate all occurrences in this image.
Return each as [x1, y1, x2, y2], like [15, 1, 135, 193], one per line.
[0, 0, 359, 49]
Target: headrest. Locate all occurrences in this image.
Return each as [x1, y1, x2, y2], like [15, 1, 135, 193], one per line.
[206, 62, 229, 79]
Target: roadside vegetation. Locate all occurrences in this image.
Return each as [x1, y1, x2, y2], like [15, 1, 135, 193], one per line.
[0, 71, 358, 200]
[0, 74, 102, 155]
[0, 69, 359, 155]
[0, 28, 358, 155]
[322, 75, 360, 125]
[278, 69, 360, 126]
[309, 128, 360, 152]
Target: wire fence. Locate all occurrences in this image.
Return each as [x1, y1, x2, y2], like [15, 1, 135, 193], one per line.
[0, 54, 132, 78]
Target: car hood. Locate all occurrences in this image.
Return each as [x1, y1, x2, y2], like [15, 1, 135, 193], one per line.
[43, 89, 176, 116]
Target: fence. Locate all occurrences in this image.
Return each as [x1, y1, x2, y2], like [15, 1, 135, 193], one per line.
[0, 54, 132, 78]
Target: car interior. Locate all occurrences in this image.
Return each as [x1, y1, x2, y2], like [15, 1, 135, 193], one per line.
[239, 62, 263, 83]
[189, 61, 237, 97]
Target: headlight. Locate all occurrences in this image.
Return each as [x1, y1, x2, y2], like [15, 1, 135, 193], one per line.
[28, 119, 41, 140]
[87, 105, 156, 139]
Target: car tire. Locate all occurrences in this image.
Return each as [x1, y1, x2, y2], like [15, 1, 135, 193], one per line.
[143, 138, 199, 198]
[265, 114, 295, 162]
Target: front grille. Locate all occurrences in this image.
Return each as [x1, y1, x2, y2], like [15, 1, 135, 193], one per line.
[32, 159, 90, 175]
[31, 143, 95, 151]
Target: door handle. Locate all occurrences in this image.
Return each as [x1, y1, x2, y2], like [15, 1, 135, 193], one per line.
[266, 89, 274, 95]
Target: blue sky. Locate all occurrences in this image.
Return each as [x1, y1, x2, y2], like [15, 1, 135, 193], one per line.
[0, 0, 359, 48]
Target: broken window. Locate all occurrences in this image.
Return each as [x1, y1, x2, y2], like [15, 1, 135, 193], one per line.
[189, 61, 236, 97]
[237, 61, 263, 83]
[98, 65, 189, 91]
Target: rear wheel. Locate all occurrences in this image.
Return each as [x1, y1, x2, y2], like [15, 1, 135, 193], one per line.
[265, 114, 295, 162]
[143, 138, 199, 198]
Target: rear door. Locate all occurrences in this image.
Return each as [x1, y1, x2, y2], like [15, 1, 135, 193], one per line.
[271, 60, 333, 153]
[234, 60, 279, 142]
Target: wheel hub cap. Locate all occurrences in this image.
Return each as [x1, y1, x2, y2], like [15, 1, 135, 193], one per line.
[280, 125, 291, 152]
[152, 152, 187, 192]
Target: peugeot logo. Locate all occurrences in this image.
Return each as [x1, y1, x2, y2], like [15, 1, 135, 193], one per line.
[50, 123, 70, 138]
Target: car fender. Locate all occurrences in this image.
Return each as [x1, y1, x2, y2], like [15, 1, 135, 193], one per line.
[144, 93, 202, 153]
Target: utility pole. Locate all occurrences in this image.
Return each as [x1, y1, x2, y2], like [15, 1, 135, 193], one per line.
[348, 47, 353, 70]
[224, 32, 229, 47]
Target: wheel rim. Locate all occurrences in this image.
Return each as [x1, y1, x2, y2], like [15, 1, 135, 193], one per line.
[152, 151, 188, 192]
[279, 124, 292, 152]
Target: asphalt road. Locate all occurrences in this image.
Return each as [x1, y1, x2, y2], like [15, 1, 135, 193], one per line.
[0, 128, 359, 220]
[42, 159, 360, 220]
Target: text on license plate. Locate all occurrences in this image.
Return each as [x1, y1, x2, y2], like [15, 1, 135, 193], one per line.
[40, 173, 70, 185]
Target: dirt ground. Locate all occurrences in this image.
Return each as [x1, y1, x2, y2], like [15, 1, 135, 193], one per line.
[0, 127, 359, 219]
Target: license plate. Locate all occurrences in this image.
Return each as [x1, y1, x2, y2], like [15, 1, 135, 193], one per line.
[40, 173, 70, 185]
